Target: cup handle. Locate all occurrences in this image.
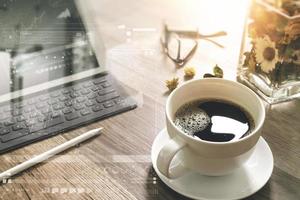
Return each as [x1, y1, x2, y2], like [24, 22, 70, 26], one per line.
[156, 136, 187, 179]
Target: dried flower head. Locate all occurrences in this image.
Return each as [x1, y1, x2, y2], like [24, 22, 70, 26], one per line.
[184, 66, 196, 78]
[165, 77, 179, 91]
[203, 73, 216, 78]
[203, 64, 224, 78]
[213, 65, 224, 78]
[244, 49, 257, 72]
[254, 36, 279, 73]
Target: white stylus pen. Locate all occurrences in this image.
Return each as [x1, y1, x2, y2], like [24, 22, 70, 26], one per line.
[0, 127, 103, 182]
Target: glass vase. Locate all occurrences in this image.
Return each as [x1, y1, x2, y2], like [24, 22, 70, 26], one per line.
[238, 0, 300, 104]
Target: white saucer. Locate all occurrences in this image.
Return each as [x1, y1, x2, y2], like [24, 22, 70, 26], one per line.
[151, 129, 274, 200]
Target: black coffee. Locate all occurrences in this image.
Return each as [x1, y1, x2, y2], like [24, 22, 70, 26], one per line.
[174, 99, 254, 142]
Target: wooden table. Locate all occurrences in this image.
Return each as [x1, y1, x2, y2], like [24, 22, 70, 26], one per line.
[0, 0, 299, 199]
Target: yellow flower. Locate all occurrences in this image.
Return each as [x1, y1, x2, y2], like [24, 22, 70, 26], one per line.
[254, 36, 279, 73]
[184, 66, 196, 78]
[165, 77, 179, 91]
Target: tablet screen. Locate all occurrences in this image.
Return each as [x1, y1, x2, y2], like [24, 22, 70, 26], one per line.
[0, 0, 100, 97]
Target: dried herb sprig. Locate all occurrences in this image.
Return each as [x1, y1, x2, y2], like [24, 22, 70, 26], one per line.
[184, 66, 196, 78]
[165, 77, 179, 91]
[203, 64, 224, 78]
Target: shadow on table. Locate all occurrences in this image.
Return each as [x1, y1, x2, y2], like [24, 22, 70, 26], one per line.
[146, 166, 300, 200]
[146, 166, 268, 200]
[244, 182, 271, 200]
[145, 167, 190, 200]
[246, 166, 300, 200]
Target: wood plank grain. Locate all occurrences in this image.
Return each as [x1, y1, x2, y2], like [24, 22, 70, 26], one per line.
[0, 0, 299, 199]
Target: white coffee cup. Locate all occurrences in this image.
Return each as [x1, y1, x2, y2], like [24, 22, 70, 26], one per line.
[157, 78, 265, 179]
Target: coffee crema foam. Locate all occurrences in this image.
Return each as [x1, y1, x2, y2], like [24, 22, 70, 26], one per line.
[173, 99, 255, 142]
[174, 102, 211, 135]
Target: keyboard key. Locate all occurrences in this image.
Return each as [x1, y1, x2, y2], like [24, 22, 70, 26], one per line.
[38, 116, 47, 122]
[3, 106, 12, 112]
[87, 93, 97, 99]
[92, 105, 103, 112]
[62, 89, 71, 94]
[85, 100, 95, 107]
[12, 123, 26, 131]
[30, 112, 39, 118]
[50, 92, 61, 98]
[30, 124, 45, 133]
[47, 99, 58, 105]
[65, 100, 73, 107]
[103, 101, 114, 108]
[39, 95, 50, 101]
[46, 116, 64, 127]
[53, 103, 64, 110]
[76, 97, 85, 103]
[12, 110, 22, 116]
[16, 115, 26, 122]
[93, 79, 106, 85]
[73, 85, 81, 91]
[1, 129, 30, 142]
[65, 112, 80, 121]
[0, 114, 8, 120]
[14, 103, 24, 109]
[69, 92, 80, 98]
[80, 89, 91, 95]
[59, 96, 69, 101]
[25, 119, 36, 127]
[41, 108, 52, 114]
[83, 82, 93, 88]
[80, 109, 91, 116]
[98, 89, 115, 96]
[0, 128, 10, 135]
[51, 111, 61, 118]
[4, 120, 15, 126]
[36, 103, 46, 109]
[115, 98, 124, 104]
[26, 99, 36, 105]
[96, 92, 120, 103]
[91, 85, 102, 92]
[24, 107, 35, 113]
[73, 103, 84, 110]
[63, 107, 73, 114]
[102, 82, 111, 88]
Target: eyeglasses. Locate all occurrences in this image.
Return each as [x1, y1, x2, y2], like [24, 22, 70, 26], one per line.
[161, 23, 227, 66]
[161, 30, 198, 66]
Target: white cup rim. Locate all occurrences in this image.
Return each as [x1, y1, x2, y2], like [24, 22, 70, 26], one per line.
[166, 78, 265, 145]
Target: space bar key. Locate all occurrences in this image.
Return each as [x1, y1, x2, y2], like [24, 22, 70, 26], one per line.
[46, 116, 64, 128]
